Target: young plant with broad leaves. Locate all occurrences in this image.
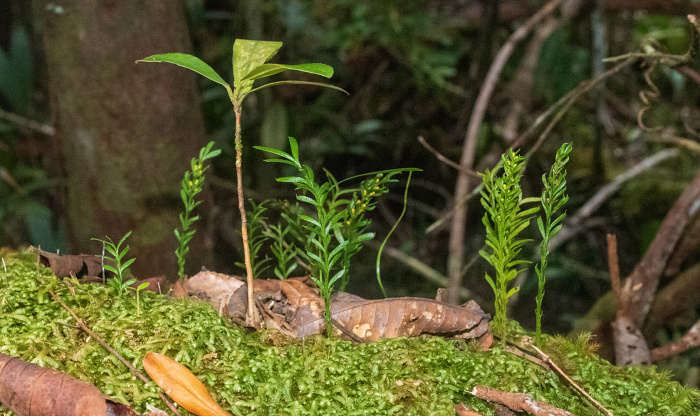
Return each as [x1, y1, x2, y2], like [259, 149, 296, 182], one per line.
[138, 39, 346, 326]
[534, 143, 571, 346]
[175, 141, 220, 281]
[479, 150, 540, 339]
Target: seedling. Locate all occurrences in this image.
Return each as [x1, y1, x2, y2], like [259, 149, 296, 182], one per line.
[264, 222, 298, 280]
[175, 141, 221, 280]
[535, 143, 571, 346]
[91, 231, 136, 296]
[238, 200, 271, 278]
[130, 282, 150, 317]
[256, 137, 417, 334]
[479, 150, 540, 339]
[138, 39, 346, 326]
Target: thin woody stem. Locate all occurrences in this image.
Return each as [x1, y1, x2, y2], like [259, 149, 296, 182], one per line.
[235, 109, 258, 327]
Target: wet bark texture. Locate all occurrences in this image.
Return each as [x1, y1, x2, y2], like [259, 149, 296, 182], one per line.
[35, 0, 211, 279]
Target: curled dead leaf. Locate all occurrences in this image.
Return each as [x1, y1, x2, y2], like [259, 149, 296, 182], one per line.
[0, 352, 142, 416]
[142, 352, 231, 416]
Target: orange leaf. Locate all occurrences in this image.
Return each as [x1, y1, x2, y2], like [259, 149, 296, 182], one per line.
[143, 352, 231, 416]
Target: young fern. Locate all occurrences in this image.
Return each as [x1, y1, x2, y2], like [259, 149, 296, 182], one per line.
[535, 143, 572, 346]
[479, 149, 539, 339]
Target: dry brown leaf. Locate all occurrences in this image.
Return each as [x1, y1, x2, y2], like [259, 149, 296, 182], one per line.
[143, 352, 231, 416]
[0, 352, 110, 416]
[296, 297, 490, 341]
[31, 246, 107, 278]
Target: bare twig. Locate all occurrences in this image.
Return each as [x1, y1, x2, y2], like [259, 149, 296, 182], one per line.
[650, 317, 700, 362]
[367, 241, 472, 299]
[331, 317, 367, 343]
[447, 0, 565, 304]
[0, 107, 55, 136]
[531, 346, 613, 416]
[623, 166, 700, 328]
[417, 136, 480, 176]
[455, 403, 484, 416]
[606, 234, 623, 316]
[549, 148, 679, 251]
[470, 384, 578, 416]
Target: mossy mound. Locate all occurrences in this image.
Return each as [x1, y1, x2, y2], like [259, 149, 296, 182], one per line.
[0, 250, 698, 415]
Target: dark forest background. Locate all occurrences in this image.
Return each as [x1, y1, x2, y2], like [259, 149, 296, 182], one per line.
[1, 0, 700, 384]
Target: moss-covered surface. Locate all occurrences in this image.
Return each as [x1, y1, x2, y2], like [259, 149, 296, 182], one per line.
[0, 250, 698, 416]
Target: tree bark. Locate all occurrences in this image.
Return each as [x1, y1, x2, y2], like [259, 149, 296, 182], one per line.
[34, 0, 211, 279]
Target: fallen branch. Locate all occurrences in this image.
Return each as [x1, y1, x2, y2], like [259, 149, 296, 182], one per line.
[469, 385, 577, 416]
[650, 317, 700, 362]
[530, 346, 613, 416]
[455, 403, 484, 416]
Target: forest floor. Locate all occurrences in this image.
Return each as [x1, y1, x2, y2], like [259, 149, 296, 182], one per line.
[0, 249, 698, 416]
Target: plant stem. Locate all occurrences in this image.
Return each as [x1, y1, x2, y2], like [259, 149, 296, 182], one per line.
[235, 108, 257, 327]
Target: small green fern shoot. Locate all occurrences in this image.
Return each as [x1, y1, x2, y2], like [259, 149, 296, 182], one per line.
[479, 149, 539, 339]
[175, 141, 220, 280]
[535, 142, 572, 346]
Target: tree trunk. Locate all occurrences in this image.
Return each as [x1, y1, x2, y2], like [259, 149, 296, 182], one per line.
[34, 0, 211, 279]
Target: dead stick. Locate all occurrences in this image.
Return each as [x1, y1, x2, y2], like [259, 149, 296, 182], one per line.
[34, 249, 181, 416]
[531, 345, 613, 416]
[650, 317, 700, 362]
[331, 317, 367, 343]
[606, 234, 624, 317]
[417, 136, 480, 177]
[470, 385, 577, 416]
[0, 107, 55, 136]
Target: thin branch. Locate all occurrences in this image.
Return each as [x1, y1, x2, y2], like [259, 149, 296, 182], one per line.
[469, 385, 577, 416]
[650, 317, 700, 362]
[0, 107, 55, 136]
[549, 148, 679, 251]
[417, 136, 480, 177]
[606, 234, 623, 317]
[367, 241, 472, 299]
[531, 346, 613, 416]
[447, 0, 565, 304]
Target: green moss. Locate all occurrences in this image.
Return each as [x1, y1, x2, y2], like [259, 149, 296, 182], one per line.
[0, 250, 698, 415]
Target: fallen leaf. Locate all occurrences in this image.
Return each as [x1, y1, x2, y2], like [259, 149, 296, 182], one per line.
[297, 297, 490, 341]
[0, 352, 141, 416]
[31, 246, 107, 278]
[143, 352, 232, 416]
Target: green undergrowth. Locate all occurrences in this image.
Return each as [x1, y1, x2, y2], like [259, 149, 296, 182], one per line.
[0, 250, 698, 415]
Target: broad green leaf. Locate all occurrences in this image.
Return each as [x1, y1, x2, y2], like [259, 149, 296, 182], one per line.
[137, 53, 228, 87]
[137, 282, 150, 291]
[233, 39, 283, 100]
[242, 63, 334, 82]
